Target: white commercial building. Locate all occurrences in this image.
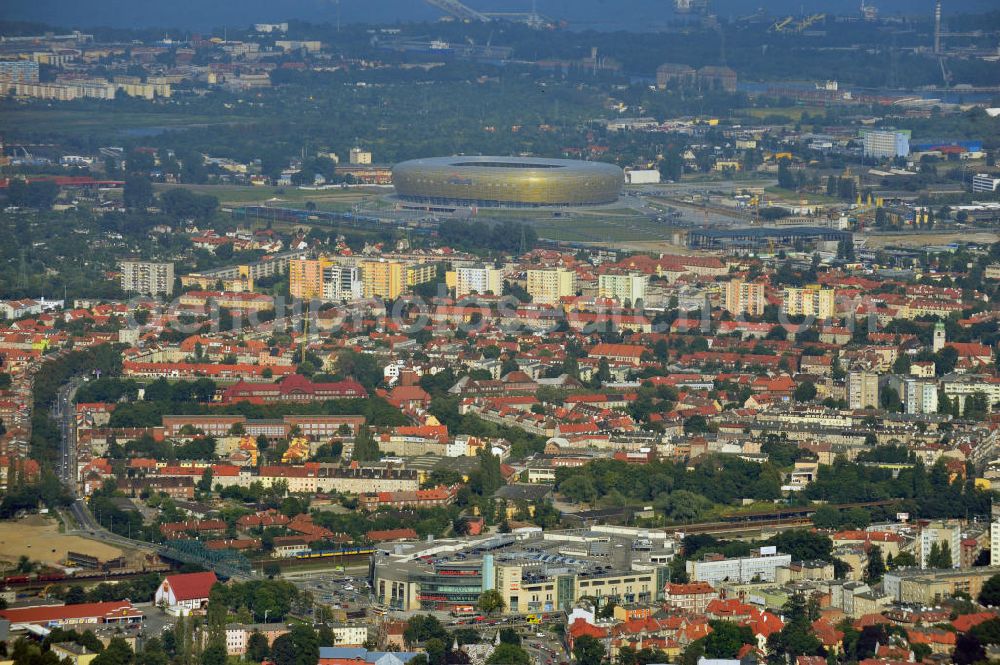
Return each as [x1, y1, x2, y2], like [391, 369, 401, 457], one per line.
[941, 374, 1000, 414]
[972, 173, 1000, 193]
[625, 169, 661, 185]
[685, 550, 792, 584]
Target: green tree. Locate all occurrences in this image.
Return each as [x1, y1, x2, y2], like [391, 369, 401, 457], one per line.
[886, 552, 917, 570]
[123, 176, 154, 210]
[351, 427, 381, 462]
[777, 159, 796, 190]
[703, 621, 753, 658]
[486, 644, 531, 665]
[793, 381, 817, 403]
[979, 574, 1000, 607]
[425, 638, 447, 665]
[477, 589, 506, 616]
[202, 644, 227, 665]
[767, 594, 822, 661]
[92, 637, 135, 665]
[863, 546, 885, 585]
[927, 541, 953, 569]
[247, 632, 271, 662]
[403, 615, 448, 647]
[560, 475, 598, 505]
[271, 634, 296, 665]
[499, 628, 521, 646]
[574, 635, 606, 665]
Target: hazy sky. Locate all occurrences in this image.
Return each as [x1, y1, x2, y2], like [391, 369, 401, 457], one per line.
[1, 0, 993, 31]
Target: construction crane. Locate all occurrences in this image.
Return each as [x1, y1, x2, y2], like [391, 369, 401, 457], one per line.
[770, 16, 794, 32]
[938, 57, 953, 87]
[795, 13, 825, 32]
[424, 0, 490, 23]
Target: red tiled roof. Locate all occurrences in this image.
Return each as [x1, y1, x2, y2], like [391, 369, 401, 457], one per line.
[952, 612, 998, 633]
[161, 571, 218, 601]
[589, 343, 646, 359]
[366, 528, 418, 542]
[0, 601, 138, 624]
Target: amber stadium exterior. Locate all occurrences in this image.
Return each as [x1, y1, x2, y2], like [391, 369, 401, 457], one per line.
[391, 156, 624, 207]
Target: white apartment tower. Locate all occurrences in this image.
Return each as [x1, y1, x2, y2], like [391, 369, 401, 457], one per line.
[119, 260, 174, 295]
[526, 267, 575, 305]
[455, 264, 503, 298]
[598, 272, 648, 306]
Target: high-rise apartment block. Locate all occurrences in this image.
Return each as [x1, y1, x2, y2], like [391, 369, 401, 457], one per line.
[0, 59, 40, 83]
[290, 257, 363, 301]
[289, 257, 331, 300]
[862, 129, 911, 159]
[782, 286, 836, 320]
[903, 379, 938, 415]
[359, 260, 404, 300]
[918, 520, 961, 569]
[598, 272, 648, 305]
[119, 260, 174, 296]
[848, 370, 879, 410]
[991, 505, 1000, 567]
[527, 268, 575, 305]
[405, 263, 439, 289]
[455, 265, 503, 298]
[323, 265, 363, 301]
[724, 279, 765, 317]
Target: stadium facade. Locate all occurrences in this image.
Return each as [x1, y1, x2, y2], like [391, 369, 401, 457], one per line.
[391, 156, 624, 208]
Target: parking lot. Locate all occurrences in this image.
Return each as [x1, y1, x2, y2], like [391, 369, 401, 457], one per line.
[284, 569, 373, 614]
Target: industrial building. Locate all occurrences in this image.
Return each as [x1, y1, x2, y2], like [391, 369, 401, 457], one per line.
[392, 156, 623, 208]
[687, 227, 851, 251]
[370, 527, 674, 613]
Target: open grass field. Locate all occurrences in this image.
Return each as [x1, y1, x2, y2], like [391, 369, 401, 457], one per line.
[529, 215, 672, 243]
[0, 515, 122, 570]
[0, 108, 251, 138]
[473, 204, 681, 244]
[153, 183, 380, 209]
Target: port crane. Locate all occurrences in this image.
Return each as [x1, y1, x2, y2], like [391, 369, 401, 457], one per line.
[424, 0, 490, 23]
[424, 0, 549, 26]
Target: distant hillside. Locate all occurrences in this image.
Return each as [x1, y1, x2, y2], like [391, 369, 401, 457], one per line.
[0, 0, 995, 31]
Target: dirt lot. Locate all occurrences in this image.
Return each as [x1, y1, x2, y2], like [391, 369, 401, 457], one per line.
[0, 515, 122, 570]
[861, 230, 1000, 248]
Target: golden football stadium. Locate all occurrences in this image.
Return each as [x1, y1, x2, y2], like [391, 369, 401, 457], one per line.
[391, 156, 624, 207]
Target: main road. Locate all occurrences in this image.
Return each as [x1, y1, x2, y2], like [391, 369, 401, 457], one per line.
[52, 377, 257, 579]
[51, 376, 138, 545]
